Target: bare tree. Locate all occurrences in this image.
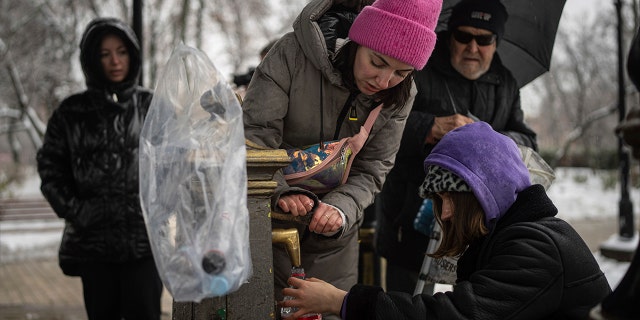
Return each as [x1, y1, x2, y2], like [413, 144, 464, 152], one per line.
[207, 0, 272, 73]
[0, 0, 304, 174]
[143, 0, 304, 86]
[527, 2, 639, 167]
[1, 1, 83, 168]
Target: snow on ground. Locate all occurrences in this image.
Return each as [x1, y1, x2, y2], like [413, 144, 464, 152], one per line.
[0, 167, 638, 289]
[549, 167, 635, 222]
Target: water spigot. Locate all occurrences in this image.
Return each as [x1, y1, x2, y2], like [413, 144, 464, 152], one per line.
[272, 228, 301, 267]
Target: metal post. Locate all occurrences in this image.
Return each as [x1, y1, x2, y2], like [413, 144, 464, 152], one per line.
[133, 0, 143, 86]
[616, 0, 635, 240]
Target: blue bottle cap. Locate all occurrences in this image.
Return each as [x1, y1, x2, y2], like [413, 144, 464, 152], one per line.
[208, 275, 230, 296]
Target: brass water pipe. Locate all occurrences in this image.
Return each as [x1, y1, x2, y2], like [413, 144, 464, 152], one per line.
[271, 228, 301, 267]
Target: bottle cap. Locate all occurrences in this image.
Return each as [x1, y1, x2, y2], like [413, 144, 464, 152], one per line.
[208, 275, 230, 296]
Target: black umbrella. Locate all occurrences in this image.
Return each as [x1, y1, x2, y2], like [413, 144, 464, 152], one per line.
[437, 0, 567, 88]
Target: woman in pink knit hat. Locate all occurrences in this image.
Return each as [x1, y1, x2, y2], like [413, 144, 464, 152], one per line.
[242, 0, 441, 318]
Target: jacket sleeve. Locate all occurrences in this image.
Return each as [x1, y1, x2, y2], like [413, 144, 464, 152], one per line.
[497, 80, 538, 151]
[242, 35, 320, 207]
[36, 107, 82, 221]
[398, 109, 435, 158]
[406, 67, 438, 152]
[242, 48, 289, 149]
[344, 223, 566, 319]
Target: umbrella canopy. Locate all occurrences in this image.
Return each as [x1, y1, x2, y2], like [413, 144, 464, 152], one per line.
[437, 0, 567, 88]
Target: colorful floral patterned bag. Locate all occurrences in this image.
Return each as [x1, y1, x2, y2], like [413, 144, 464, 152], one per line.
[283, 105, 382, 193]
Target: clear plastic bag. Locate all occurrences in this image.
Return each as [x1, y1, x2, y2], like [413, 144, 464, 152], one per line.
[517, 144, 556, 190]
[139, 44, 251, 302]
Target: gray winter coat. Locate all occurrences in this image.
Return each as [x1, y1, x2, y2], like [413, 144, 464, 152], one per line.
[242, 0, 415, 303]
[243, 0, 415, 230]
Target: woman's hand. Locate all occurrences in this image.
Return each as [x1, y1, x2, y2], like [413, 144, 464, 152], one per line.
[280, 277, 348, 318]
[308, 202, 343, 234]
[278, 194, 314, 216]
[278, 195, 342, 233]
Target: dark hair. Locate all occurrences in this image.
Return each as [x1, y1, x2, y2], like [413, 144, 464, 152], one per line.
[429, 192, 488, 258]
[341, 0, 376, 12]
[335, 41, 414, 108]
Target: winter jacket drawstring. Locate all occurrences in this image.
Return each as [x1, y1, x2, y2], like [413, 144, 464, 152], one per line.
[319, 74, 325, 150]
[333, 91, 358, 140]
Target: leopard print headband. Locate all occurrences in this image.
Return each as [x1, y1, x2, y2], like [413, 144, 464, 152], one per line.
[419, 165, 471, 198]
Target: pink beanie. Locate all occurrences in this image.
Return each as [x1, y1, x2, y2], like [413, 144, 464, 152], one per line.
[348, 0, 441, 70]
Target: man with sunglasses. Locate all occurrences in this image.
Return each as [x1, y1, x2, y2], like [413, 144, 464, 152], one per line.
[374, 0, 538, 295]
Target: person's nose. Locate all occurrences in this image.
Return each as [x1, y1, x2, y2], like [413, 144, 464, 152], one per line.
[440, 197, 454, 221]
[466, 40, 479, 53]
[110, 53, 121, 65]
[375, 70, 394, 90]
[440, 209, 453, 221]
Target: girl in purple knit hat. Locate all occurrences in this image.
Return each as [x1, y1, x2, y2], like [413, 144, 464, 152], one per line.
[279, 122, 611, 319]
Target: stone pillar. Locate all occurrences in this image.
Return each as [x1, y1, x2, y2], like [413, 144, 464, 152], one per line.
[172, 142, 290, 319]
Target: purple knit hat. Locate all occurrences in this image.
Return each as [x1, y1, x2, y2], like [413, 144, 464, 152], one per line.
[422, 122, 531, 228]
[348, 0, 442, 70]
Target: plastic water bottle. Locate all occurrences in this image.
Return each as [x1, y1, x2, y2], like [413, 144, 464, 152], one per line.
[166, 246, 229, 298]
[414, 198, 435, 236]
[281, 266, 322, 319]
[202, 250, 226, 274]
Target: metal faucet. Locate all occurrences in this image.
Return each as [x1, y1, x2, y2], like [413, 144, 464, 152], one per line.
[271, 228, 301, 267]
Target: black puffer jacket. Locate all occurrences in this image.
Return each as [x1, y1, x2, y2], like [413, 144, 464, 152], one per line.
[375, 31, 537, 272]
[347, 185, 611, 319]
[36, 18, 153, 275]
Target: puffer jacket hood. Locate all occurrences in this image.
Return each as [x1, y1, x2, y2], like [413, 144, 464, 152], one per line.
[80, 17, 141, 93]
[423, 122, 530, 228]
[292, 0, 363, 86]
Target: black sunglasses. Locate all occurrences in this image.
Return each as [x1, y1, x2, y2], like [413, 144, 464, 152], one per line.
[452, 30, 497, 46]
